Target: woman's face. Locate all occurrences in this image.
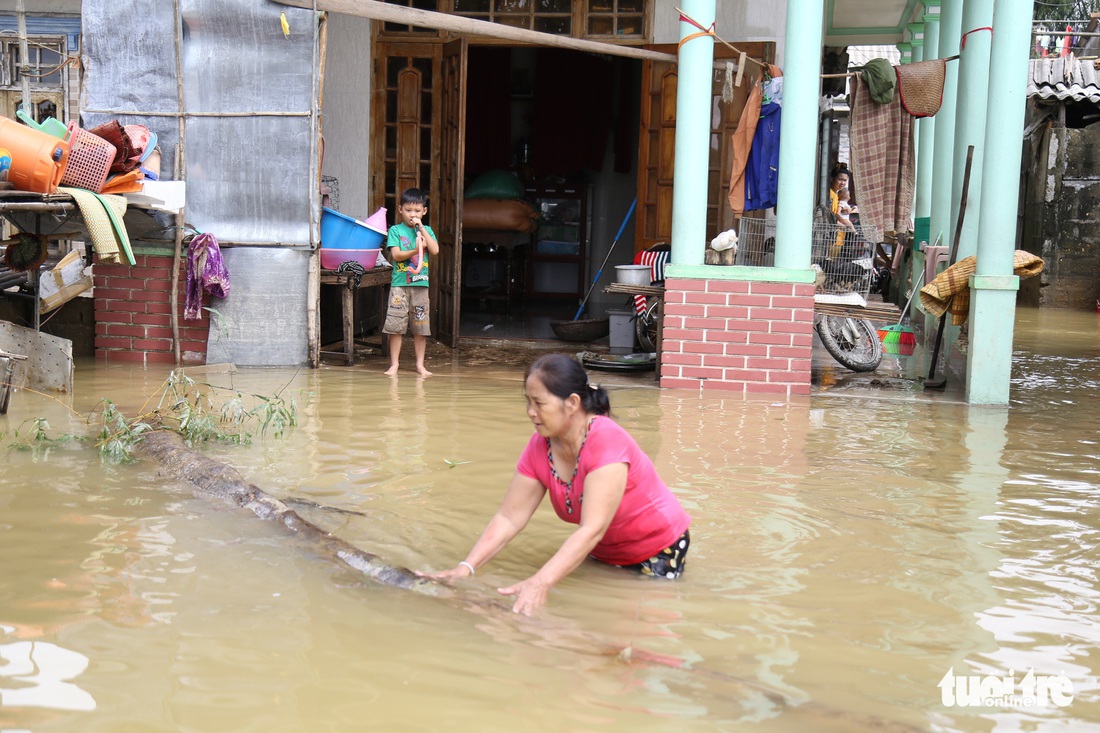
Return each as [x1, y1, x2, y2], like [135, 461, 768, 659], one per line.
[524, 374, 575, 438]
[832, 173, 849, 191]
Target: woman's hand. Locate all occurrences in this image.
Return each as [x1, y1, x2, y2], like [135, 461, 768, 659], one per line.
[497, 576, 551, 616]
[415, 564, 473, 583]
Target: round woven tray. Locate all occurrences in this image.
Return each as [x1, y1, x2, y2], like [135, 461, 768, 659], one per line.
[550, 318, 609, 342]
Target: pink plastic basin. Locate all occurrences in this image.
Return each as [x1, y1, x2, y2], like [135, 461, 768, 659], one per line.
[320, 248, 382, 270]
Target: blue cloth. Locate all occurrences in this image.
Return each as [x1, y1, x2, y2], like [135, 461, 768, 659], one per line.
[745, 102, 781, 211]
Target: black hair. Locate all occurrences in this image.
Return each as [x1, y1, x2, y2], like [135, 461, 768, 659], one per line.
[525, 353, 611, 417]
[401, 188, 429, 208]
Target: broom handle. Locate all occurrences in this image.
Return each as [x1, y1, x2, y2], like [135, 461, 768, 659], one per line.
[573, 197, 636, 321]
[897, 268, 925, 326]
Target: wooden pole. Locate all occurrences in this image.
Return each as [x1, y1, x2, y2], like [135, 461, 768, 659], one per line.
[171, 146, 184, 366]
[170, 0, 186, 366]
[273, 0, 678, 64]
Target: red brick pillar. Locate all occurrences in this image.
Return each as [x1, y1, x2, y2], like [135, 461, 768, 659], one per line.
[659, 277, 815, 396]
[94, 254, 209, 366]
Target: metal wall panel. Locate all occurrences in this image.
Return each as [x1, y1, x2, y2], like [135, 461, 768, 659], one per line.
[81, 0, 321, 366]
[204, 248, 311, 366]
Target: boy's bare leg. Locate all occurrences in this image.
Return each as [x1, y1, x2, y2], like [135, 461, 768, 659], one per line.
[384, 333, 403, 375]
[412, 334, 432, 377]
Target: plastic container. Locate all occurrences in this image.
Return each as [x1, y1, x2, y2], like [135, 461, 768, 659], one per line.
[320, 248, 382, 270]
[0, 116, 69, 194]
[615, 264, 652, 286]
[16, 109, 68, 139]
[362, 206, 388, 231]
[537, 239, 579, 255]
[608, 309, 636, 351]
[321, 206, 386, 250]
[59, 122, 115, 193]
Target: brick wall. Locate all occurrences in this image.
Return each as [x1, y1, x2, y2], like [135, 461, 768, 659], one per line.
[659, 277, 815, 396]
[94, 254, 209, 366]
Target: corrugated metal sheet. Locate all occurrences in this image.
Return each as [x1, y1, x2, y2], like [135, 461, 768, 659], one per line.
[1028, 56, 1100, 105]
[81, 0, 320, 244]
[81, 0, 322, 367]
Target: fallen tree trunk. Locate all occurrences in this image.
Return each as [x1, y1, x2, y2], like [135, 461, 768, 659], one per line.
[134, 430, 926, 732]
[136, 430, 454, 599]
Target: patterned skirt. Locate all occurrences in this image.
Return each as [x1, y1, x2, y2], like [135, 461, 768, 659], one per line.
[622, 530, 690, 579]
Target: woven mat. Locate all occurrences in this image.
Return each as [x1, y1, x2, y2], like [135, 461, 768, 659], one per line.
[895, 59, 946, 117]
[59, 186, 132, 264]
[920, 250, 1045, 325]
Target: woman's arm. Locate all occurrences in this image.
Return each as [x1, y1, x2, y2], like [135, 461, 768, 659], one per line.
[418, 471, 546, 582]
[498, 462, 628, 616]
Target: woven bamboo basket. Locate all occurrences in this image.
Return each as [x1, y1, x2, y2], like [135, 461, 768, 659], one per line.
[550, 318, 609, 342]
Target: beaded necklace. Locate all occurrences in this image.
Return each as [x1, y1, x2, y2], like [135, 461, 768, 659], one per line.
[546, 417, 596, 515]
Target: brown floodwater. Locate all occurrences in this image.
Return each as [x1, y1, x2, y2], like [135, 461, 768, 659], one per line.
[1, 306, 1098, 732]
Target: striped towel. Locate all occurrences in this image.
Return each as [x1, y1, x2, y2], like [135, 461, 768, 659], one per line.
[59, 186, 133, 264]
[632, 249, 670, 314]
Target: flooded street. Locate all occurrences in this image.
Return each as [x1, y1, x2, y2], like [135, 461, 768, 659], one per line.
[2, 306, 1098, 731]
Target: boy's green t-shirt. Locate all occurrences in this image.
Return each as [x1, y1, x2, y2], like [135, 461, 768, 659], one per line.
[386, 222, 433, 288]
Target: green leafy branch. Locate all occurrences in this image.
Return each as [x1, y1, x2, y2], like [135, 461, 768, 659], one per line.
[4, 368, 311, 462]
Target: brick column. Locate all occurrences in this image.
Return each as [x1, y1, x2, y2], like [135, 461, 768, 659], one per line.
[94, 254, 209, 366]
[660, 277, 815, 396]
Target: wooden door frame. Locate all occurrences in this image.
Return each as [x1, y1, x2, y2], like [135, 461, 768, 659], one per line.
[636, 42, 775, 254]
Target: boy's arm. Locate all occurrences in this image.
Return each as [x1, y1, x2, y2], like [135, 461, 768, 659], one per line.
[389, 245, 416, 263]
[419, 226, 440, 256]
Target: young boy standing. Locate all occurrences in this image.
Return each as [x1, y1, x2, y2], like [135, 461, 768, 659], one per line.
[383, 188, 439, 377]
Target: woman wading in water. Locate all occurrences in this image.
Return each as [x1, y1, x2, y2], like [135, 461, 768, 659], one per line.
[419, 354, 691, 615]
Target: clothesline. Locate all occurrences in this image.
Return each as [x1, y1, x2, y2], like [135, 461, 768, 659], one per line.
[676, 7, 768, 71]
[821, 54, 960, 79]
[677, 7, 960, 83]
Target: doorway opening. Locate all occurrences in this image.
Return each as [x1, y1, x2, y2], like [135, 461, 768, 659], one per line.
[458, 46, 642, 341]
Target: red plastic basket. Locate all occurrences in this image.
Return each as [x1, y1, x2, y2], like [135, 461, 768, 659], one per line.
[59, 122, 116, 193]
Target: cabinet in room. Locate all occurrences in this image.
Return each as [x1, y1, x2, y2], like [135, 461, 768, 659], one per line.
[526, 184, 588, 301]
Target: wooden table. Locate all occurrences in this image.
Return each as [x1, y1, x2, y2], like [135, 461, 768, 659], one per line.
[319, 266, 391, 366]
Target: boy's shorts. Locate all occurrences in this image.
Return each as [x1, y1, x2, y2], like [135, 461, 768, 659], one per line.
[383, 287, 431, 336]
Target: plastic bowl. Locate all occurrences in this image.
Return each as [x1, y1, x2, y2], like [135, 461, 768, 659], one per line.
[321, 207, 387, 250]
[320, 248, 382, 270]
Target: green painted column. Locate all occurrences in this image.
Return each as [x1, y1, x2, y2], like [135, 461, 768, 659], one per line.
[773, 0, 824, 270]
[950, 0, 994, 260]
[910, 38, 924, 164]
[915, 8, 938, 221]
[670, 0, 715, 267]
[898, 42, 912, 63]
[966, 0, 1033, 405]
[930, 0, 962, 255]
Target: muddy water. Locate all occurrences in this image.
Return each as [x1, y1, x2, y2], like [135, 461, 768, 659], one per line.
[2, 307, 1098, 732]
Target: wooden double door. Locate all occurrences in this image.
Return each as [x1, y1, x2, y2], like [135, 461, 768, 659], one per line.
[371, 39, 774, 347]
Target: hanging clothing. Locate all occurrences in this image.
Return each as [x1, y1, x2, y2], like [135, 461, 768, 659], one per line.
[849, 74, 915, 238]
[728, 64, 782, 215]
[185, 233, 230, 320]
[860, 58, 896, 104]
[744, 101, 781, 211]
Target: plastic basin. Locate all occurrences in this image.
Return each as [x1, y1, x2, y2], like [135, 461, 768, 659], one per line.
[320, 248, 382, 270]
[321, 207, 386, 250]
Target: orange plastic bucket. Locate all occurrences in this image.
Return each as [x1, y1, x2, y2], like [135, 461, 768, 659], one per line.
[0, 116, 69, 194]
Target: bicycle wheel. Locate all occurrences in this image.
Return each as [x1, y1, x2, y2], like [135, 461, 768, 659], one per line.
[816, 315, 882, 372]
[635, 298, 661, 352]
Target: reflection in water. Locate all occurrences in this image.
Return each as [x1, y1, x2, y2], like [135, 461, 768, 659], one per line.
[0, 307, 1098, 730]
[0, 629, 95, 711]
